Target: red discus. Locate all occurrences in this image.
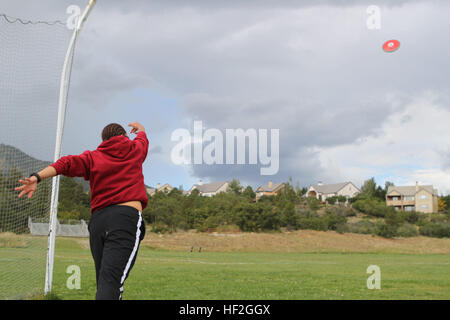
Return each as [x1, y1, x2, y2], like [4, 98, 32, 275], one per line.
[383, 40, 400, 52]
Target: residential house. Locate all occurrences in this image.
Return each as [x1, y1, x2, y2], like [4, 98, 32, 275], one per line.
[255, 181, 286, 200]
[145, 183, 174, 196]
[190, 180, 229, 197]
[145, 186, 156, 196]
[307, 181, 360, 202]
[386, 182, 438, 213]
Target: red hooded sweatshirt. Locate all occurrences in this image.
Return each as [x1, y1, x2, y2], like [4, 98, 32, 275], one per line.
[50, 131, 149, 213]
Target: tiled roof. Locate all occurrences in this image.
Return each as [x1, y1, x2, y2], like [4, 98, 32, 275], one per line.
[257, 183, 285, 192]
[310, 182, 354, 194]
[193, 181, 228, 193]
[387, 185, 437, 196]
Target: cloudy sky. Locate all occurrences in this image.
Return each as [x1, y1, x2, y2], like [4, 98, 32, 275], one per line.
[1, 0, 449, 193]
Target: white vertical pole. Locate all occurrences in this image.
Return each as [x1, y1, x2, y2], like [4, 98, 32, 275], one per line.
[44, 0, 97, 295]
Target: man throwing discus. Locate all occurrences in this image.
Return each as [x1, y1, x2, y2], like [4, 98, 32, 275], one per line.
[15, 122, 149, 300]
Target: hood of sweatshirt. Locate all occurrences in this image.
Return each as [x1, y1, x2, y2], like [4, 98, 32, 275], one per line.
[97, 135, 132, 159]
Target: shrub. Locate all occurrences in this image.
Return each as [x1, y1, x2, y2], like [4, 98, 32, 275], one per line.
[375, 222, 398, 238]
[346, 220, 376, 235]
[257, 204, 281, 231]
[280, 201, 298, 228]
[232, 202, 281, 232]
[150, 222, 171, 234]
[198, 215, 221, 232]
[396, 223, 419, 237]
[326, 195, 347, 205]
[352, 198, 394, 218]
[58, 210, 81, 221]
[429, 213, 449, 224]
[325, 205, 356, 217]
[398, 211, 423, 224]
[325, 213, 347, 231]
[335, 223, 349, 234]
[233, 203, 260, 232]
[297, 216, 328, 231]
[307, 197, 321, 211]
[419, 222, 450, 238]
[385, 210, 405, 227]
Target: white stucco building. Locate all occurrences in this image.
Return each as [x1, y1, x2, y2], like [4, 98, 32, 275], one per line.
[307, 181, 360, 202]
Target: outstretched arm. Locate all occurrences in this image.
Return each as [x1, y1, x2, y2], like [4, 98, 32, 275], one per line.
[15, 166, 57, 199]
[15, 150, 91, 199]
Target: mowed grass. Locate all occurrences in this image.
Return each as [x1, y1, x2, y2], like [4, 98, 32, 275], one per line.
[2, 233, 450, 300]
[49, 237, 450, 300]
[0, 234, 47, 300]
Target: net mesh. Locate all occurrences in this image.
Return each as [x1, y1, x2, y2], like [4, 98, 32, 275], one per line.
[0, 15, 71, 299]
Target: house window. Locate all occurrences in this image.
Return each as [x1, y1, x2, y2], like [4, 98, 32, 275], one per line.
[392, 197, 399, 201]
[419, 195, 427, 200]
[404, 206, 414, 212]
[420, 204, 428, 209]
[404, 196, 415, 201]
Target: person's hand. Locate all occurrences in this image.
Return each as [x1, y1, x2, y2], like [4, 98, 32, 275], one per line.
[15, 176, 38, 199]
[128, 122, 145, 134]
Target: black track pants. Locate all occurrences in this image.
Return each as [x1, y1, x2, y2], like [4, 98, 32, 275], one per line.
[88, 205, 146, 300]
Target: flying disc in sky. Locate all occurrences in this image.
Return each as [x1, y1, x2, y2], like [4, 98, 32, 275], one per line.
[383, 40, 400, 52]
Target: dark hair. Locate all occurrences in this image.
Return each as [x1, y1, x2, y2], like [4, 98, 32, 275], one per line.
[102, 123, 127, 141]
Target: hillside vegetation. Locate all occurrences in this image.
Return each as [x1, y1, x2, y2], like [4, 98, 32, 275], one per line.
[2, 144, 450, 239]
[141, 179, 450, 239]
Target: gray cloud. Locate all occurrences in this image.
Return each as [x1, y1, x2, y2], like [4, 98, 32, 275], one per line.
[441, 150, 450, 171]
[149, 145, 163, 154]
[2, 0, 449, 188]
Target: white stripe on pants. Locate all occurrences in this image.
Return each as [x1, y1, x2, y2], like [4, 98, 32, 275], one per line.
[119, 211, 143, 299]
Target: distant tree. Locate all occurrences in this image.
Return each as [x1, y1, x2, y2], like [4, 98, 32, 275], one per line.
[280, 201, 297, 229]
[228, 179, 242, 195]
[374, 186, 386, 201]
[385, 181, 395, 191]
[242, 186, 256, 201]
[352, 197, 394, 218]
[307, 197, 321, 211]
[438, 195, 450, 215]
[297, 187, 307, 197]
[376, 181, 395, 201]
[278, 180, 298, 203]
[295, 181, 302, 193]
[233, 202, 260, 232]
[438, 197, 448, 213]
[360, 178, 377, 198]
[1, 167, 52, 232]
[168, 188, 183, 197]
[258, 202, 281, 231]
[58, 176, 91, 221]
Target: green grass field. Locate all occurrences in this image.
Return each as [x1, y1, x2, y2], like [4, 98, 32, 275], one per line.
[51, 238, 450, 300]
[2, 235, 450, 300]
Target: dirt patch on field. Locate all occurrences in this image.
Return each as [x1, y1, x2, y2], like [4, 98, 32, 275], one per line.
[74, 238, 90, 250]
[0, 232, 28, 248]
[141, 230, 450, 254]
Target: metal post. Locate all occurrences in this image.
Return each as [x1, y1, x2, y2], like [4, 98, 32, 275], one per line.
[44, 0, 96, 295]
